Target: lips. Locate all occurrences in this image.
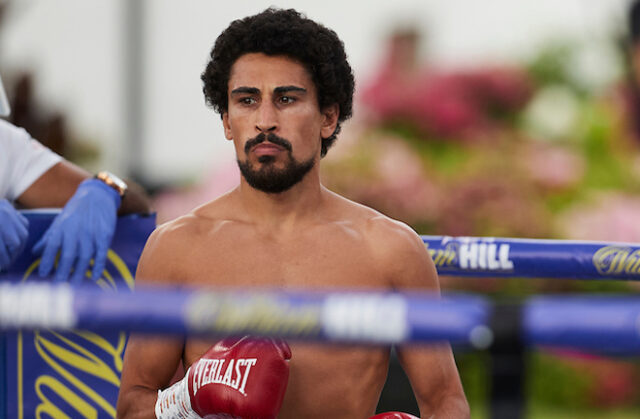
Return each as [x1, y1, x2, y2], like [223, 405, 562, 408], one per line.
[252, 143, 284, 156]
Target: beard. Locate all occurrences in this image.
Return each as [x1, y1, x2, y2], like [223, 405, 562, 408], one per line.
[237, 132, 315, 194]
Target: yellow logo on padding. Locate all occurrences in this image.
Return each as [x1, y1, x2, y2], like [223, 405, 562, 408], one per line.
[17, 250, 134, 419]
[593, 246, 640, 276]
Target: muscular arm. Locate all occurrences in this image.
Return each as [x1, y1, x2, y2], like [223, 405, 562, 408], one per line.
[16, 160, 151, 214]
[397, 344, 469, 419]
[375, 220, 470, 418]
[16, 160, 86, 208]
[116, 228, 185, 418]
[118, 335, 184, 419]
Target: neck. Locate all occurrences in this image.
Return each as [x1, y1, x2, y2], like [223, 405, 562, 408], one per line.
[235, 167, 325, 233]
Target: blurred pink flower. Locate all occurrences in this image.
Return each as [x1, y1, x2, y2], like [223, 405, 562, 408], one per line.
[367, 139, 441, 221]
[466, 67, 533, 110]
[359, 29, 421, 122]
[360, 62, 534, 139]
[323, 136, 440, 224]
[435, 176, 551, 237]
[359, 62, 415, 122]
[519, 143, 585, 191]
[558, 193, 640, 242]
[409, 73, 486, 138]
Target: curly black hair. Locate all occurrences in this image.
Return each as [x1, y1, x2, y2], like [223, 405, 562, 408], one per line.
[201, 8, 355, 157]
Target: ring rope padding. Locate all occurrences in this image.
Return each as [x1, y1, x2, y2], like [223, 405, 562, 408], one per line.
[422, 235, 640, 280]
[0, 282, 639, 354]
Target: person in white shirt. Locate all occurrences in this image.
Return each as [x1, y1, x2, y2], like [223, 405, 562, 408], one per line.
[0, 76, 150, 283]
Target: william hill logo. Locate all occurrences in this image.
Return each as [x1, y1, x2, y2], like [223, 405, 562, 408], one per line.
[426, 239, 514, 272]
[593, 246, 640, 276]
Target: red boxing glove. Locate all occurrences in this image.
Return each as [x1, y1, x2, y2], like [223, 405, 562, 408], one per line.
[369, 412, 419, 419]
[155, 336, 291, 419]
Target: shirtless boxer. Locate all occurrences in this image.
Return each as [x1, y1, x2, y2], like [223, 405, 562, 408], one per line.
[116, 8, 469, 419]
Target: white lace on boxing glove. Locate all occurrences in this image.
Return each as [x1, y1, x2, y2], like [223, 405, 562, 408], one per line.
[155, 373, 201, 419]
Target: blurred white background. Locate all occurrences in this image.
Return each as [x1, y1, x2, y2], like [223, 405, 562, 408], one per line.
[0, 0, 630, 184]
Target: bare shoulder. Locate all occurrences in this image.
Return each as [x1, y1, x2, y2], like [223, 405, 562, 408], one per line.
[135, 214, 201, 285]
[136, 192, 236, 284]
[330, 192, 425, 255]
[152, 190, 239, 242]
[330, 192, 438, 291]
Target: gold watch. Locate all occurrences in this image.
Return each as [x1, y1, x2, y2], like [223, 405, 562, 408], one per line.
[95, 171, 128, 198]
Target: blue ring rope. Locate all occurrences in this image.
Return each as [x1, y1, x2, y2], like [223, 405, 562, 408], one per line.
[422, 235, 640, 280]
[1, 282, 639, 354]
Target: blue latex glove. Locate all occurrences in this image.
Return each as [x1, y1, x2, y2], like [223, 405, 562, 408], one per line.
[33, 178, 121, 284]
[0, 199, 29, 271]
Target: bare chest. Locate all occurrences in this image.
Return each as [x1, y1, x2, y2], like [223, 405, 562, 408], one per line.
[179, 224, 392, 416]
[177, 231, 385, 289]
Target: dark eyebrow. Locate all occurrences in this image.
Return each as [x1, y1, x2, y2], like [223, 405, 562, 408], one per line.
[230, 87, 260, 95]
[274, 86, 307, 94]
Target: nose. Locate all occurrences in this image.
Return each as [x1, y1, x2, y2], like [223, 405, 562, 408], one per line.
[255, 101, 278, 133]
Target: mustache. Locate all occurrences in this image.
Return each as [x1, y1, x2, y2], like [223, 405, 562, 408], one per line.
[244, 132, 293, 154]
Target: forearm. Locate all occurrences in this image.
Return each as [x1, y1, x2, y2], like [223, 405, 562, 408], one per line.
[398, 344, 469, 419]
[18, 160, 151, 215]
[118, 179, 152, 215]
[118, 336, 187, 419]
[424, 394, 470, 419]
[117, 386, 161, 419]
[17, 161, 87, 208]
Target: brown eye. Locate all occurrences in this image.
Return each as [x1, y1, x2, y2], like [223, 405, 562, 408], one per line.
[279, 96, 296, 104]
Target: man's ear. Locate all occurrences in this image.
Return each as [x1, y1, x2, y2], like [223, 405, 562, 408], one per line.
[320, 104, 339, 139]
[222, 112, 233, 140]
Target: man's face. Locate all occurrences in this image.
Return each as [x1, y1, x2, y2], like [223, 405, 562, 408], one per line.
[222, 53, 337, 193]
